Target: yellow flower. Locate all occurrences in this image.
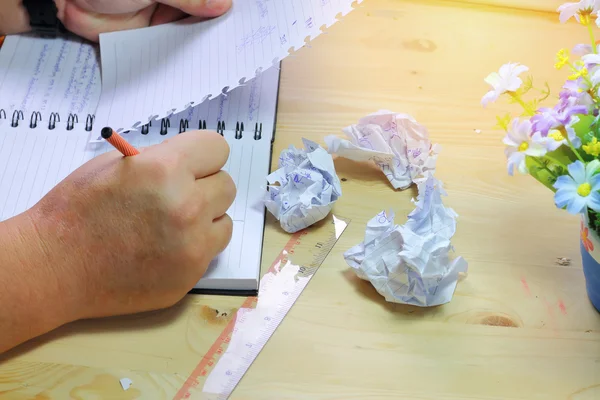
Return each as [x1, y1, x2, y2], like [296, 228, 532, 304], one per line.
[569, 66, 588, 80]
[549, 130, 565, 141]
[555, 49, 570, 70]
[583, 137, 600, 157]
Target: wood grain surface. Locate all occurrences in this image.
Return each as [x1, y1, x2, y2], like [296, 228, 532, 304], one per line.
[1, 0, 599, 399]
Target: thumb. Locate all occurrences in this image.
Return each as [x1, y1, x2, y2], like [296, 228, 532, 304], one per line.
[157, 0, 232, 18]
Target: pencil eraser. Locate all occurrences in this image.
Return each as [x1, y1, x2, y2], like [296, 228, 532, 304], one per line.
[101, 127, 113, 139]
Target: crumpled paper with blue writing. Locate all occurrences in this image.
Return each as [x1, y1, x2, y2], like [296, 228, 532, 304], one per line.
[324, 110, 440, 190]
[343, 174, 467, 307]
[264, 138, 342, 233]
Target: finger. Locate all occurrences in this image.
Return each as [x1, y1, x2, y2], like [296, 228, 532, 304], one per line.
[72, 0, 154, 14]
[196, 170, 236, 219]
[159, 130, 230, 179]
[150, 5, 188, 25]
[157, 0, 232, 18]
[208, 213, 233, 257]
[62, 3, 155, 42]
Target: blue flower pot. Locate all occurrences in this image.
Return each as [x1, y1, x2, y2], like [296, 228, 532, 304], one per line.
[580, 214, 600, 313]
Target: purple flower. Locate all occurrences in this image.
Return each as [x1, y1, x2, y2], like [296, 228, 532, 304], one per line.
[531, 93, 589, 137]
[531, 109, 558, 136]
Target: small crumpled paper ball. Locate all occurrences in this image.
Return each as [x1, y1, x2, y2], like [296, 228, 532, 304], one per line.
[264, 138, 342, 233]
[325, 109, 440, 190]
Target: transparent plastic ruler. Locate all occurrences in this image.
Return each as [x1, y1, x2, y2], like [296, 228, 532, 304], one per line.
[174, 214, 350, 400]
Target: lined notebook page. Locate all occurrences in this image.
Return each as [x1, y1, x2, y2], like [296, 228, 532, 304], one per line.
[0, 34, 101, 221]
[95, 0, 361, 132]
[0, 34, 100, 131]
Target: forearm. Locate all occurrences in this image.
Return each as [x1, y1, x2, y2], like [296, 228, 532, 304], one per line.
[0, 0, 30, 36]
[0, 214, 75, 354]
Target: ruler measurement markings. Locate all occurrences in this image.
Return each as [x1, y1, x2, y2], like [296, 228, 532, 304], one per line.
[174, 216, 350, 400]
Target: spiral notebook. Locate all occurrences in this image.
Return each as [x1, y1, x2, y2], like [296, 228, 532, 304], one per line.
[0, 33, 281, 295]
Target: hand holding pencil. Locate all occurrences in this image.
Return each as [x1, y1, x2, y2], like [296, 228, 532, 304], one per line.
[27, 129, 235, 319]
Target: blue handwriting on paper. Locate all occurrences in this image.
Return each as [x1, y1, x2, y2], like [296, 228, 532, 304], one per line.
[376, 211, 391, 224]
[217, 94, 227, 122]
[78, 50, 99, 113]
[63, 43, 85, 102]
[20, 44, 50, 112]
[69, 46, 97, 114]
[41, 40, 68, 112]
[358, 136, 374, 150]
[237, 26, 276, 53]
[255, 0, 269, 17]
[248, 77, 259, 121]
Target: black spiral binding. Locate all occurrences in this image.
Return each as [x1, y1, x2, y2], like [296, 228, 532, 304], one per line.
[11, 110, 23, 127]
[217, 121, 225, 136]
[0, 109, 95, 132]
[235, 122, 243, 139]
[29, 111, 41, 128]
[253, 123, 262, 140]
[49, 112, 59, 130]
[179, 119, 189, 133]
[160, 117, 170, 135]
[141, 120, 152, 135]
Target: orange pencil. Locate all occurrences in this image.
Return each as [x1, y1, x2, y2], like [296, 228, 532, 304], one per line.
[101, 127, 140, 156]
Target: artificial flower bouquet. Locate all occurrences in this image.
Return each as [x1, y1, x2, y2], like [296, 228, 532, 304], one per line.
[482, 1, 600, 238]
[482, 0, 600, 311]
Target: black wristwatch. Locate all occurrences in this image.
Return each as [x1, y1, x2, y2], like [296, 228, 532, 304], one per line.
[22, 0, 67, 37]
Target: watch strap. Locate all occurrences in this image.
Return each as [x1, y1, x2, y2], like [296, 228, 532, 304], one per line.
[22, 0, 67, 36]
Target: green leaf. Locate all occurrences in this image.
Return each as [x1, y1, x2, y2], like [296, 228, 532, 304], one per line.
[539, 82, 551, 101]
[525, 156, 558, 192]
[588, 208, 600, 238]
[571, 113, 596, 143]
[518, 75, 534, 96]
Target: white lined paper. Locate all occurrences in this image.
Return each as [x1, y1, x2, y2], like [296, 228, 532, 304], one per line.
[95, 0, 361, 132]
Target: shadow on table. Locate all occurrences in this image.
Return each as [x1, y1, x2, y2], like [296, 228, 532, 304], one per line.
[341, 268, 443, 317]
[0, 295, 192, 364]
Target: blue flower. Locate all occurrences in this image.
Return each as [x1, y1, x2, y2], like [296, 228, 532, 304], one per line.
[554, 160, 600, 214]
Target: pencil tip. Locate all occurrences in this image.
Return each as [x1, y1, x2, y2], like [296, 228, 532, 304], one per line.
[101, 127, 113, 139]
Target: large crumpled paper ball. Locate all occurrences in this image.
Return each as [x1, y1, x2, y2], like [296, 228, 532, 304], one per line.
[264, 138, 342, 233]
[344, 175, 467, 307]
[325, 110, 440, 190]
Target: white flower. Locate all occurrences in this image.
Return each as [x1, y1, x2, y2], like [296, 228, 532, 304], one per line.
[532, 130, 567, 152]
[554, 160, 600, 214]
[481, 63, 529, 107]
[558, 0, 600, 23]
[503, 118, 547, 175]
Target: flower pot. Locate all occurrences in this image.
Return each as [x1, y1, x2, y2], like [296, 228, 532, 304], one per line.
[579, 213, 600, 313]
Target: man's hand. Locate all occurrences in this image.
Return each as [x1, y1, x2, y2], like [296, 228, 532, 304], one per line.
[0, 0, 231, 42]
[0, 130, 235, 353]
[56, 0, 232, 42]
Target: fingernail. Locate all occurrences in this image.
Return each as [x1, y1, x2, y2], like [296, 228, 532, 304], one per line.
[205, 0, 231, 12]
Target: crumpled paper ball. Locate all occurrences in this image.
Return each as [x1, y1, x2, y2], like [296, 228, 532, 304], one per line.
[343, 175, 467, 307]
[264, 138, 342, 233]
[324, 110, 440, 190]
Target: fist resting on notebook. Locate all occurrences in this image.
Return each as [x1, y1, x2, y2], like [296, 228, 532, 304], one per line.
[0, 130, 235, 353]
[3, 0, 232, 42]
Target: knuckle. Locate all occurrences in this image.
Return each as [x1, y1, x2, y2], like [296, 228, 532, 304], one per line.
[143, 155, 179, 182]
[221, 171, 237, 203]
[168, 199, 200, 229]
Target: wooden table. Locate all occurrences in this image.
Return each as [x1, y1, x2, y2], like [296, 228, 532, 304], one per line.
[1, 0, 599, 398]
